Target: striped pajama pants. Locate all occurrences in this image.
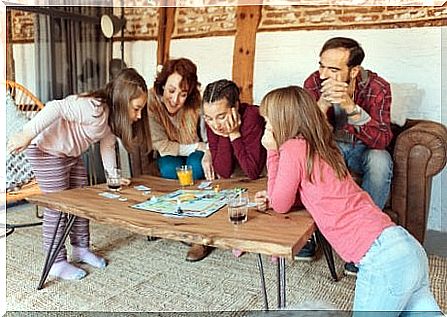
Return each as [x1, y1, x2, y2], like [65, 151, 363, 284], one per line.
[26, 145, 90, 263]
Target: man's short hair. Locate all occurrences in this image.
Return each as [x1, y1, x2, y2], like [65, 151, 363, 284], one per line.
[320, 37, 365, 67]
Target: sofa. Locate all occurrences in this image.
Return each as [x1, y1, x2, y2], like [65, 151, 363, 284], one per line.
[128, 119, 447, 244]
[385, 119, 447, 243]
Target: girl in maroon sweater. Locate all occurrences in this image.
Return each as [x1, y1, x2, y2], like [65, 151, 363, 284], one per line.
[202, 79, 266, 180]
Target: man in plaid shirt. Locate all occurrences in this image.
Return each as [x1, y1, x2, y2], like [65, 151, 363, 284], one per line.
[300, 37, 393, 275]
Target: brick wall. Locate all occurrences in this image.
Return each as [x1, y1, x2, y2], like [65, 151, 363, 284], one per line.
[259, 5, 447, 30]
[174, 6, 236, 38]
[10, 10, 35, 43]
[10, 3, 447, 43]
[114, 7, 159, 39]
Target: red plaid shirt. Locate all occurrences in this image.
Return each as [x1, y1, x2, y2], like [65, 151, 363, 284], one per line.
[304, 69, 392, 149]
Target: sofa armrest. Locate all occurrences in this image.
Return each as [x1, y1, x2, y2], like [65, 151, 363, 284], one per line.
[391, 119, 447, 242]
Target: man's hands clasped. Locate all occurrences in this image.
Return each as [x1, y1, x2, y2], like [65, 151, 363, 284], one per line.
[319, 77, 357, 115]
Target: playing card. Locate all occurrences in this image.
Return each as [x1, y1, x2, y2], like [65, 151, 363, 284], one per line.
[134, 185, 151, 191]
[98, 192, 120, 199]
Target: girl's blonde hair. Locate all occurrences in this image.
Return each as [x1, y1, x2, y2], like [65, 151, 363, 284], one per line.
[84, 68, 151, 154]
[260, 86, 348, 181]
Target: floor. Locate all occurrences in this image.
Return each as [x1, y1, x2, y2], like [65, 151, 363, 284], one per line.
[425, 230, 447, 257]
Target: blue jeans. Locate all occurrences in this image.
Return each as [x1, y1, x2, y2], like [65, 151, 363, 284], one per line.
[157, 151, 204, 180]
[337, 141, 393, 209]
[354, 226, 441, 315]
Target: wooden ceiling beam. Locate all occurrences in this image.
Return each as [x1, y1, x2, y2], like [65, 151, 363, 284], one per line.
[232, 5, 262, 104]
[157, 6, 176, 66]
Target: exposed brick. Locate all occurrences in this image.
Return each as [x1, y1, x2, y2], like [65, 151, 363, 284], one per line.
[427, 7, 447, 17]
[9, 4, 447, 43]
[342, 7, 372, 14]
[338, 15, 356, 23]
[354, 14, 380, 22]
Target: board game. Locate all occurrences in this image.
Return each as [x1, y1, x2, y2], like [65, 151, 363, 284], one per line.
[131, 189, 243, 218]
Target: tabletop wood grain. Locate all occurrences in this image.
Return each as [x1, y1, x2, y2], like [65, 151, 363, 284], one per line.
[27, 176, 315, 260]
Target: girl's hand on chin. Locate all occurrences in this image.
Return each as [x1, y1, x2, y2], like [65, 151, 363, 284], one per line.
[261, 129, 277, 150]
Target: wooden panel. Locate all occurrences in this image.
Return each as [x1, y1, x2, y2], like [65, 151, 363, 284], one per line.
[232, 5, 261, 104]
[157, 6, 176, 65]
[7, 11, 15, 81]
[7, 180, 41, 205]
[27, 176, 315, 260]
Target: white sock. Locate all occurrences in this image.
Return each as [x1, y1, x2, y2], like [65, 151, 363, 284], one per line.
[49, 260, 86, 280]
[72, 247, 107, 269]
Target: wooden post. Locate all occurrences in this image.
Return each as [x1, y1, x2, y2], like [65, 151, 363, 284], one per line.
[157, 5, 176, 66]
[7, 10, 15, 81]
[232, 5, 261, 104]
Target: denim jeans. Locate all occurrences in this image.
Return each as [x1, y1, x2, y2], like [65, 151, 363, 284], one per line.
[353, 226, 441, 316]
[337, 141, 393, 209]
[157, 150, 204, 180]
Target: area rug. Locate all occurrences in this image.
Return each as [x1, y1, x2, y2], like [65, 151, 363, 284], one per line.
[5, 204, 446, 314]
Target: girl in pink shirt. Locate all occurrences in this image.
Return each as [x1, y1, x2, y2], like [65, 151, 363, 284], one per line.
[255, 86, 440, 314]
[8, 68, 151, 281]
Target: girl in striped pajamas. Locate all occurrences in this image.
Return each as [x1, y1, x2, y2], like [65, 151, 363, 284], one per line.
[8, 68, 151, 280]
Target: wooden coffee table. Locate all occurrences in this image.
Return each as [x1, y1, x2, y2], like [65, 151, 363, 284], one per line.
[27, 176, 337, 309]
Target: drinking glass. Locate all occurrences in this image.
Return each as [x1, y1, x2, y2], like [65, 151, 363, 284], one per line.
[228, 191, 249, 225]
[176, 165, 194, 187]
[105, 168, 122, 192]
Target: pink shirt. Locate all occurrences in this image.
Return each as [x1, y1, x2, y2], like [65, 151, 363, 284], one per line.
[267, 138, 394, 263]
[24, 95, 117, 172]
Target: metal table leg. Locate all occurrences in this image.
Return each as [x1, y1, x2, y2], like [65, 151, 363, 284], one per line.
[256, 254, 269, 311]
[315, 229, 338, 281]
[277, 257, 286, 308]
[37, 213, 77, 290]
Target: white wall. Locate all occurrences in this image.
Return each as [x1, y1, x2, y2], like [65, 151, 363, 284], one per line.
[113, 40, 158, 88]
[170, 36, 234, 92]
[11, 26, 447, 231]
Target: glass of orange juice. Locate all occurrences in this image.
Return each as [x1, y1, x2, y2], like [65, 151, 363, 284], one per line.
[176, 165, 194, 187]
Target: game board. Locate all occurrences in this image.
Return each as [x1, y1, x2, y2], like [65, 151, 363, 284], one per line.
[131, 189, 244, 218]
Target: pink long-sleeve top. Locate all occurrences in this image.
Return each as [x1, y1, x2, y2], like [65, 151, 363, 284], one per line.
[23, 95, 117, 172]
[267, 138, 394, 263]
[206, 103, 266, 180]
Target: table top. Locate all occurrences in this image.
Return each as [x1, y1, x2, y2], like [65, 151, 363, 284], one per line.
[27, 176, 315, 260]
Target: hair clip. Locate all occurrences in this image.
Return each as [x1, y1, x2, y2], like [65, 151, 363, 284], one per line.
[209, 83, 217, 102]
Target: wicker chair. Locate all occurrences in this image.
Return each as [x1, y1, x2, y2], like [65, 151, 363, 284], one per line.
[5, 80, 44, 236]
[5, 80, 44, 205]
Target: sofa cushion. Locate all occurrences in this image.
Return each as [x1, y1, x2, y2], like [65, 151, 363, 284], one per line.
[6, 93, 35, 191]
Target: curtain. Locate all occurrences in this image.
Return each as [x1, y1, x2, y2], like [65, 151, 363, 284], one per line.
[34, 5, 112, 184]
[34, 6, 110, 102]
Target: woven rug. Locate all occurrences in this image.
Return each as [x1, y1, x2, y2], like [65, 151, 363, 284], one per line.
[5, 204, 447, 314]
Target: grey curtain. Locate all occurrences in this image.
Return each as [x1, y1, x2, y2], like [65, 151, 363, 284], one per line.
[34, 6, 112, 185]
[34, 6, 110, 102]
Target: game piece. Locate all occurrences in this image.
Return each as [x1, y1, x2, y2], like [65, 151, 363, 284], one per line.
[214, 185, 220, 193]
